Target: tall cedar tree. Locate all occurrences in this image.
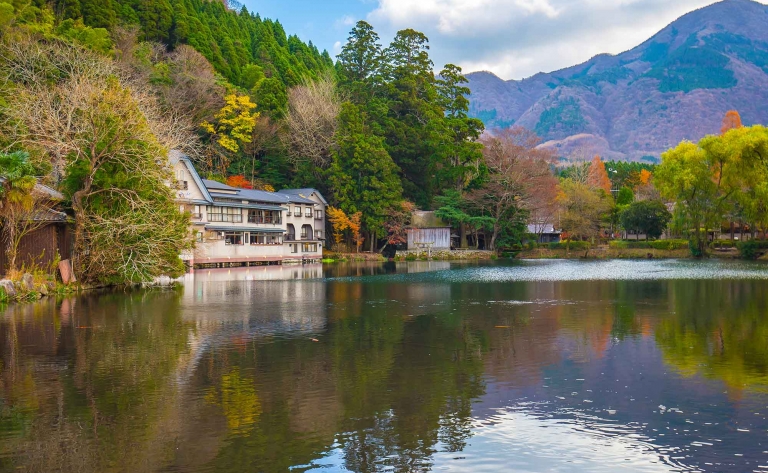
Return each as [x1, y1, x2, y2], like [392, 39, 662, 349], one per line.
[329, 102, 403, 251]
[587, 156, 612, 195]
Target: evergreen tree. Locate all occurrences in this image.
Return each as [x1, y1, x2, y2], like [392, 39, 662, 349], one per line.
[329, 102, 403, 250]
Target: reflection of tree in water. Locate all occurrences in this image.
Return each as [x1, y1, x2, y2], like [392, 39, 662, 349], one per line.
[0, 291, 196, 472]
[655, 280, 768, 393]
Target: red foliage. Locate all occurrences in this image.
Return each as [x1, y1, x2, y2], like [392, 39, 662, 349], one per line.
[226, 175, 253, 189]
[721, 110, 743, 134]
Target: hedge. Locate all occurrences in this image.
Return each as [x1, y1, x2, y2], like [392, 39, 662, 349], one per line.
[548, 241, 591, 251]
[737, 240, 768, 260]
[609, 240, 689, 250]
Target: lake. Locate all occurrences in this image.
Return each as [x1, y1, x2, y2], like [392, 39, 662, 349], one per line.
[2, 259, 768, 472]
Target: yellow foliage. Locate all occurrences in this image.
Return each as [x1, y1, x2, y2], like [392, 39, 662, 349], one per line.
[639, 169, 652, 186]
[201, 94, 259, 153]
[327, 207, 363, 251]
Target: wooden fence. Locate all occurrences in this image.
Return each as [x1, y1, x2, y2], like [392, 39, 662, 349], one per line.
[0, 223, 73, 276]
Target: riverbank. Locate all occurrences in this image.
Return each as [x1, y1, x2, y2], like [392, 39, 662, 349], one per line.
[515, 246, 750, 259]
[0, 272, 79, 303]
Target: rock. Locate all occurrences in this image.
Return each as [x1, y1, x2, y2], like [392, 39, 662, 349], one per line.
[21, 273, 35, 291]
[0, 280, 16, 298]
[38, 284, 49, 296]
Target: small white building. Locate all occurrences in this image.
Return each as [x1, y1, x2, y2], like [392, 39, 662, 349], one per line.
[170, 151, 327, 267]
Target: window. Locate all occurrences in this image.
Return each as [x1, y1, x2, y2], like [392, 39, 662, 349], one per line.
[294, 206, 301, 216]
[286, 224, 296, 241]
[290, 244, 298, 254]
[301, 224, 313, 240]
[315, 210, 323, 220]
[207, 207, 242, 223]
[224, 232, 243, 245]
[196, 232, 203, 242]
[249, 233, 282, 245]
[302, 243, 318, 253]
[305, 207, 312, 218]
[315, 229, 323, 240]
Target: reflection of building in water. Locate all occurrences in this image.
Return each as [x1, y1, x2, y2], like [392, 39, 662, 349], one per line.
[180, 265, 327, 338]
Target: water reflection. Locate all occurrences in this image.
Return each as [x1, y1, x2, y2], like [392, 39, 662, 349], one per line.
[1, 261, 768, 472]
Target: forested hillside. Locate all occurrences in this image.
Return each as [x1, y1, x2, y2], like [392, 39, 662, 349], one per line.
[52, 0, 334, 87]
[466, 0, 768, 161]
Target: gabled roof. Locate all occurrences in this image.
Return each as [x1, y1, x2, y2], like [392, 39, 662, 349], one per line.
[169, 150, 322, 207]
[169, 150, 214, 203]
[277, 188, 328, 205]
[0, 177, 64, 201]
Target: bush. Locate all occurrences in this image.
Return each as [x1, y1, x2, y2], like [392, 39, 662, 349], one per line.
[737, 240, 768, 259]
[405, 253, 417, 261]
[711, 239, 735, 249]
[548, 240, 590, 251]
[525, 241, 537, 250]
[649, 240, 689, 250]
[609, 240, 688, 250]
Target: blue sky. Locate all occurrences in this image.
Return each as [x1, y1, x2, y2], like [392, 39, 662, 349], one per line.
[240, 0, 762, 81]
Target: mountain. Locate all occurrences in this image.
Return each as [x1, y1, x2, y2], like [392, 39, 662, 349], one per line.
[466, 0, 768, 161]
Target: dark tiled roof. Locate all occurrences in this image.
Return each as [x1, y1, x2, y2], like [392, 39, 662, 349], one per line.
[203, 180, 317, 205]
[277, 188, 327, 204]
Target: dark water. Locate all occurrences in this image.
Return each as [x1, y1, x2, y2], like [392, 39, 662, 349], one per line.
[2, 260, 768, 472]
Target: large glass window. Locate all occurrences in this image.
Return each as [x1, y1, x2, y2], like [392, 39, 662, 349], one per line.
[207, 207, 242, 223]
[294, 206, 301, 216]
[302, 243, 318, 253]
[224, 232, 243, 245]
[301, 224, 313, 240]
[315, 210, 323, 220]
[305, 207, 312, 218]
[249, 233, 282, 245]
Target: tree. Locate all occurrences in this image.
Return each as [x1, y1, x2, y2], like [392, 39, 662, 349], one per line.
[282, 74, 341, 171]
[587, 155, 612, 195]
[557, 179, 612, 255]
[336, 20, 383, 101]
[3, 36, 193, 283]
[434, 63, 485, 193]
[202, 93, 258, 154]
[226, 175, 253, 189]
[328, 102, 402, 251]
[620, 200, 672, 240]
[0, 151, 59, 274]
[721, 110, 743, 135]
[384, 201, 415, 246]
[327, 206, 363, 252]
[655, 142, 717, 256]
[471, 127, 558, 250]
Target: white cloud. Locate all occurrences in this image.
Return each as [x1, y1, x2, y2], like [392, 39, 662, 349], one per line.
[335, 14, 357, 29]
[333, 41, 343, 55]
[366, 0, 737, 79]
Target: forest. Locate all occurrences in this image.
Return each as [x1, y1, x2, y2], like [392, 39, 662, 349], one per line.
[2, 0, 768, 286]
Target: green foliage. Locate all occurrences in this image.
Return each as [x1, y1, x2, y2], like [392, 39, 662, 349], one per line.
[609, 240, 689, 250]
[549, 240, 590, 251]
[706, 32, 768, 75]
[619, 200, 672, 240]
[645, 36, 737, 93]
[641, 42, 670, 63]
[535, 97, 585, 138]
[328, 102, 403, 238]
[616, 187, 634, 206]
[737, 240, 768, 260]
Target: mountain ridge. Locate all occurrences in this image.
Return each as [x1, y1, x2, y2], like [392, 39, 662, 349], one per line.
[466, 0, 768, 161]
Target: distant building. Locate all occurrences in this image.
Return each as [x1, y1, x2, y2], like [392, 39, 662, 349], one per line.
[169, 151, 327, 267]
[527, 223, 561, 244]
[406, 211, 451, 250]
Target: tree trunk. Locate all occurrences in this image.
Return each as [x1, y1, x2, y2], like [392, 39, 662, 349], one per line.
[2, 222, 18, 274]
[460, 223, 468, 249]
[369, 231, 375, 253]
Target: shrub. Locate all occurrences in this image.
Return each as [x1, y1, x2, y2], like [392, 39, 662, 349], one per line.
[649, 240, 689, 250]
[609, 240, 688, 250]
[549, 240, 590, 251]
[737, 240, 768, 259]
[525, 241, 537, 250]
[405, 253, 417, 261]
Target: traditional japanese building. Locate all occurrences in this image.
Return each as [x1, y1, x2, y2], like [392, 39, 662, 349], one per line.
[169, 151, 326, 268]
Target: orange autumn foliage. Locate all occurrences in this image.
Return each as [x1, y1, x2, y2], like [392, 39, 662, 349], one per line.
[226, 175, 253, 189]
[587, 155, 612, 194]
[721, 110, 743, 134]
[639, 169, 652, 186]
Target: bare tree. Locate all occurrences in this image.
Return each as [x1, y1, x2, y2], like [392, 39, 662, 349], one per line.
[1, 35, 193, 282]
[282, 73, 342, 169]
[471, 127, 558, 250]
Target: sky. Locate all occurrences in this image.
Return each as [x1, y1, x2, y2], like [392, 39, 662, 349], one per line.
[242, 0, 761, 81]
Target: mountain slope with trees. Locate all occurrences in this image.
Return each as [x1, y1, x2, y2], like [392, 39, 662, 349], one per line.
[466, 0, 768, 161]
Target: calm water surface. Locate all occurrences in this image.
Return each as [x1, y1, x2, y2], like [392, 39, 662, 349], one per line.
[2, 259, 768, 472]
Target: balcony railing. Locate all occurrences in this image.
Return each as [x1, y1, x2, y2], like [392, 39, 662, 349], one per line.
[248, 216, 282, 224]
[285, 234, 296, 241]
[208, 214, 243, 223]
